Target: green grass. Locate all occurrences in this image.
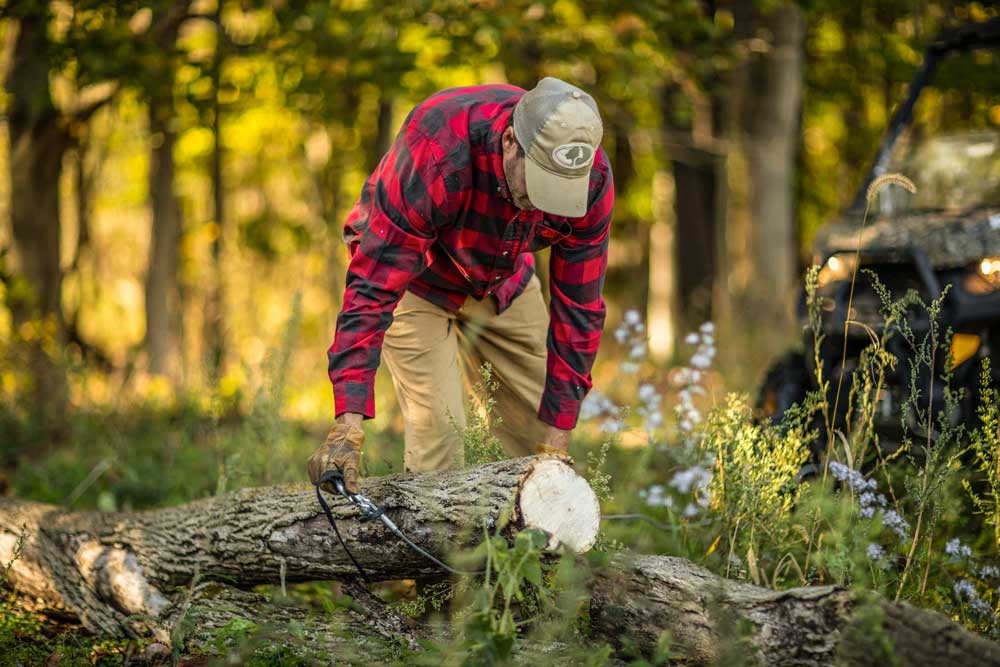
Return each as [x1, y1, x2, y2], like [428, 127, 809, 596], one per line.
[2, 254, 999, 662]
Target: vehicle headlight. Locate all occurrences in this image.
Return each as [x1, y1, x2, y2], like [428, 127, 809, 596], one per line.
[964, 256, 1000, 294]
[818, 253, 857, 288]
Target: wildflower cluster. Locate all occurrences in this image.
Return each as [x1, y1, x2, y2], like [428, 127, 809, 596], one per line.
[675, 323, 715, 438]
[938, 539, 999, 628]
[637, 383, 663, 433]
[945, 538, 973, 561]
[866, 543, 885, 561]
[578, 389, 622, 434]
[614, 309, 647, 375]
[640, 484, 672, 508]
[953, 578, 995, 619]
[660, 323, 718, 516]
[638, 462, 713, 515]
[829, 461, 910, 541]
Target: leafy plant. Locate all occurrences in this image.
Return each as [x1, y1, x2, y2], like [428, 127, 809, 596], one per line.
[456, 363, 507, 467]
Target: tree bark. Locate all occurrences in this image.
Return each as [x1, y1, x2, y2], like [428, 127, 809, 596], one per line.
[166, 579, 426, 654]
[725, 1, 805, 327]
[0, 456, 598, 638]
[743, 3, 804, 323]
[143, 20, 184, 383]
[5, 10, 71, 418]
[202, 5, 227, 382]
[590, 554, 1000, 667]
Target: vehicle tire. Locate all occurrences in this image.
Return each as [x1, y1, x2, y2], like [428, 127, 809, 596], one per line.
[757, 350, 810, 422]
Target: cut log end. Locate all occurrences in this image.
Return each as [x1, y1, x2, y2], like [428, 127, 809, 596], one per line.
[519, 457, 601, 553]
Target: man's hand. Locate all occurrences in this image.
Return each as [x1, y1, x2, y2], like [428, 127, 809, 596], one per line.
[308, 416, 365, 494]
[536, 425, 572, 457]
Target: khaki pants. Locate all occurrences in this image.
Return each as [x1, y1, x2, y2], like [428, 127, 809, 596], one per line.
[382, 275, 549, 472]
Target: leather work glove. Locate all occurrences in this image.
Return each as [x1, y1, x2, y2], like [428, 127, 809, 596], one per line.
[308, 423, 365, 495]
[536, 443, 573, 461]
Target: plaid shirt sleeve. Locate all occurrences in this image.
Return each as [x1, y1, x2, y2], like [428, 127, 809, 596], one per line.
[328, 126, 446, 419]
[539, 167, 615, 430]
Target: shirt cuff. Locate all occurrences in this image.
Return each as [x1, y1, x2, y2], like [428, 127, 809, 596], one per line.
[334, 381, 375, 420]
[538, 382, 587, 430]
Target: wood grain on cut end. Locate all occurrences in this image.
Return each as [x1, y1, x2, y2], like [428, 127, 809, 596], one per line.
[519, 457, 601, 553]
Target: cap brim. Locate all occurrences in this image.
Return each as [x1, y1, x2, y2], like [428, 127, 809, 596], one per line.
[525, 158, 590, 218]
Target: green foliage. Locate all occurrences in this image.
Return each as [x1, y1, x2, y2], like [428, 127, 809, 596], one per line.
[701, 393, 812, 586]
[839, 595, 900, 667]
[585, 440, 614, 505]
[965, 358, 1000, 550]
[459, 528, 549, 666]
[206, 617, 314, 667]
[456, 363, 507, 467]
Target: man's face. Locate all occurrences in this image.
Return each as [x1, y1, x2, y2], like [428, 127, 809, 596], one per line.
[501, 126, 535, 211]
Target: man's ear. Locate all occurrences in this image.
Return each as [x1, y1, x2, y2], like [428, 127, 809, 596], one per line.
[502, 126, 516, 148]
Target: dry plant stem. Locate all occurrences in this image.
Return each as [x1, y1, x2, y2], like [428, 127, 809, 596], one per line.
[896, 327, 939, 602]
[806, 200, 874, 580]
[896, 507, 924, 602]
[857, 352, 889, 466]
[919, 532, 934, 601]
[824, 197, 874, 481]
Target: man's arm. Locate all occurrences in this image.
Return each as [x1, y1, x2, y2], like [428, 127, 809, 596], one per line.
[327, 127, 447, 419]
[539, 160, 615, 436]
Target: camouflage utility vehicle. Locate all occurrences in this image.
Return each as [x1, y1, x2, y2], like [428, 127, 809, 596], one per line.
[759, 18, 1000, 461]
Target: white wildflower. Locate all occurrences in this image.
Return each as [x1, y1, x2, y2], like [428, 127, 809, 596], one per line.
[690, 353, 711, 369]
[638, 383, 659, 404]
[882, 510, 911, 541]
[945, 538, 973, 561]
[669, 466, 712, 494]
[954, 578, 977, 600]
[600, 419, 623, 434]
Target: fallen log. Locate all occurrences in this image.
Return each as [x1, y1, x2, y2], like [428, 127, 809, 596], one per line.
[0, 455, 599, 637]
[3, 457, 998, 666]
[164, 579, 425, 658]
[590, 554, 1000, 666]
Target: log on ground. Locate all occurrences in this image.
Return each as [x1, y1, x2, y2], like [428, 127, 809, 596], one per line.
[0, 454, 599, 637]
[590, 554, 1000, 667]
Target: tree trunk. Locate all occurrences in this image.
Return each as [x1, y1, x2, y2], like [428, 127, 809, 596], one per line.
[144, 25, 183, 383]
[5, 11, 70, 419]
[203, 7, 226, 382]
[0, 456, 598, 638]
[671, 155, 720, 325]
[590, 554, 1000, 666]
[737, 2, 805, 325]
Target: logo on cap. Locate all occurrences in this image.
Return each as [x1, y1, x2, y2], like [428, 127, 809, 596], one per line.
[552, 142, 595, 169]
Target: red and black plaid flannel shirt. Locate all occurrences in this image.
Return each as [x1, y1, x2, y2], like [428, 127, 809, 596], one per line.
[328, 84, 614, 430]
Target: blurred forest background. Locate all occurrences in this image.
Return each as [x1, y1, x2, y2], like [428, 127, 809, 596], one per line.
[0, 0, 998, 487]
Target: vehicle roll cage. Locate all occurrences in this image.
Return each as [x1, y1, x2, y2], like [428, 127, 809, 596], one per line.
[849, 17, 1000, 212]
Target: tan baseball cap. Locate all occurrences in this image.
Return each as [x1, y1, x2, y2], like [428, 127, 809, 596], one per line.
[513, 77, 603, 217]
